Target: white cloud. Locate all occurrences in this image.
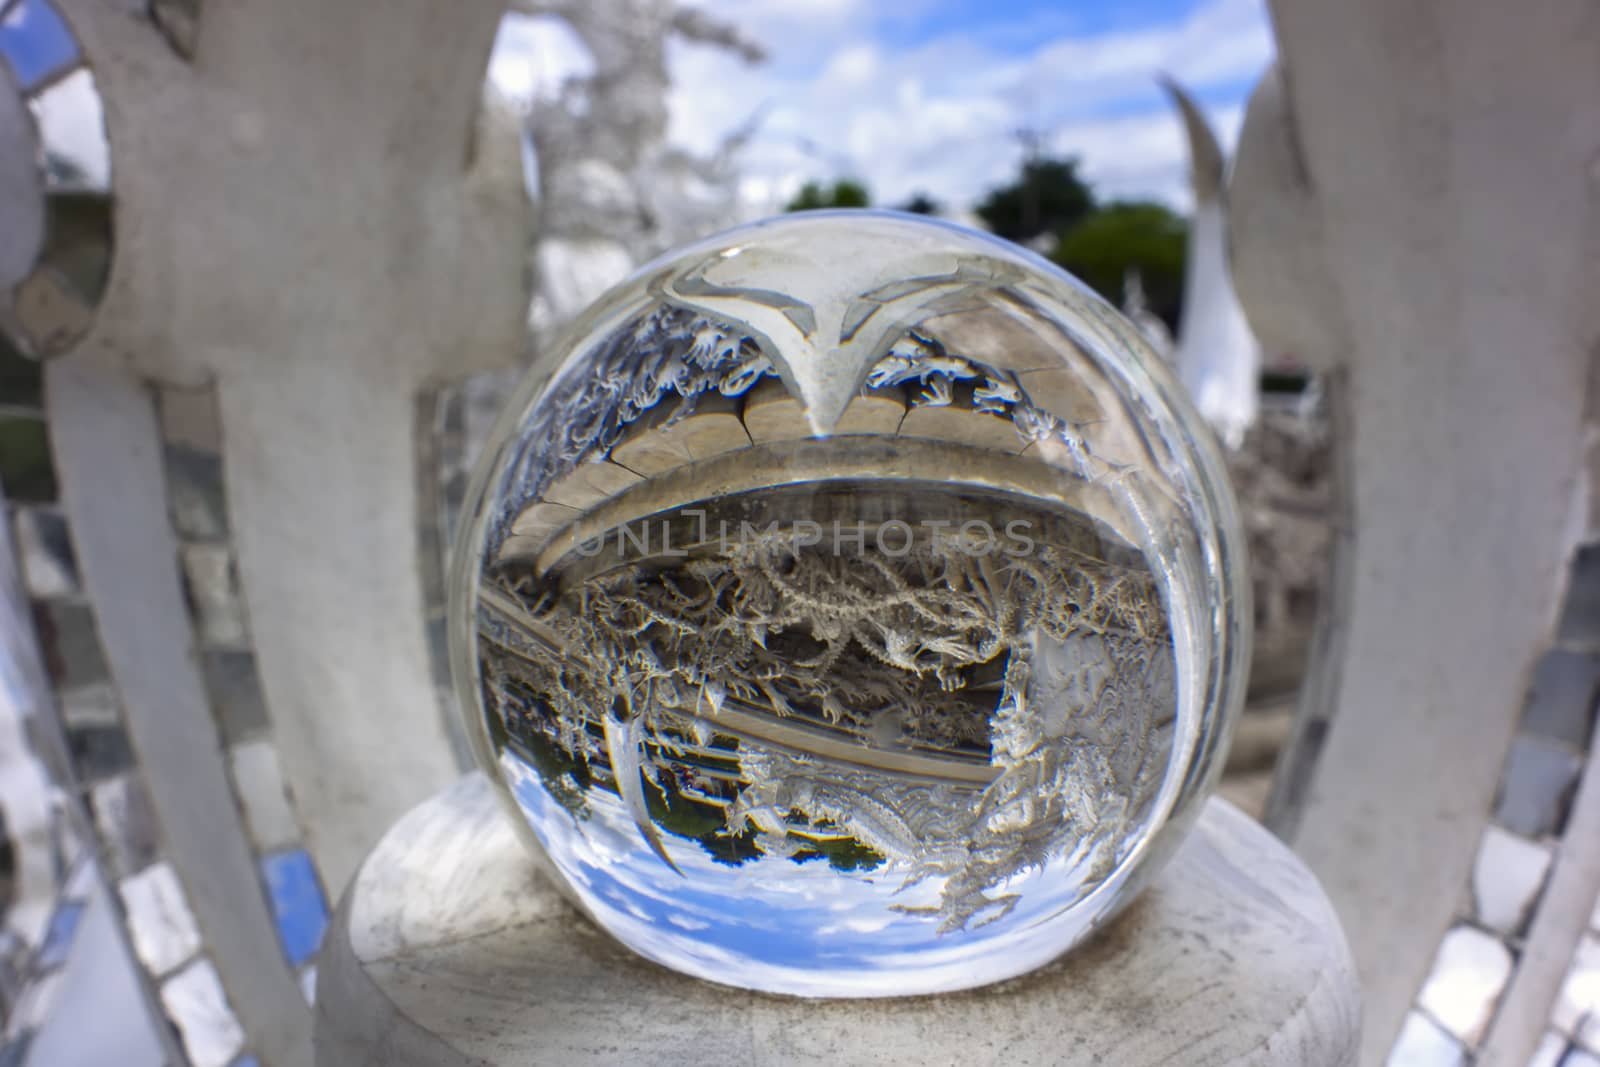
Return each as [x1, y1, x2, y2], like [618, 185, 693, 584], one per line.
[655, 0, 1272, 215]
[489, 14, 596, 103]
[31, 69, 110, 191]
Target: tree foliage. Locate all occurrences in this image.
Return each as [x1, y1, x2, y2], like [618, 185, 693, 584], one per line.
[1051, 201, 1188, 331]
[974, 156, 1094, 242]
[786, 178, 871, 211]
[895, 192, 942, 216]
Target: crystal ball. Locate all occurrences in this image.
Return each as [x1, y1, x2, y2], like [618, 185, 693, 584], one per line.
[450, 211, 1249, 997]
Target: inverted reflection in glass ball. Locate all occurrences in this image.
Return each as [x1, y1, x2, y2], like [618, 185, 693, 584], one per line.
[451, 211, 1249, 997]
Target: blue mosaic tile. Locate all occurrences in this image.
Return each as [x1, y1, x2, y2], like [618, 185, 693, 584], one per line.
[260, 850, 327, 968]
[34, 899, 83, 971]
[0, 0, 77, 90]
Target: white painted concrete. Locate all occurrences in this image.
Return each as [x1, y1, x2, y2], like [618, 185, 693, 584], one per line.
[316, 774, 1360, 1067]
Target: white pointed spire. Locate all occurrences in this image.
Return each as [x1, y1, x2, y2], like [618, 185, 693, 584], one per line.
[1161, 77, 1261, 448]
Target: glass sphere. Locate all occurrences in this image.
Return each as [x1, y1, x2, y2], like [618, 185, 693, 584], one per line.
[450, 211, 1249, 997]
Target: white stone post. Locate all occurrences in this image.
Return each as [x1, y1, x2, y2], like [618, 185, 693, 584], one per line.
[1231, 3, 1600, 1059]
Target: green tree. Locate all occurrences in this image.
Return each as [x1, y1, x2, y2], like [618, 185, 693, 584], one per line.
[895, 192, 941, 216]
[1052, 201, 1188, 331]
[975, 156, 1095, 242]
[786, 178, 871, 212]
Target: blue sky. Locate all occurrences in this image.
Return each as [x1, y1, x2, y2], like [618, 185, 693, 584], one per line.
[495, 0, 1274, 218]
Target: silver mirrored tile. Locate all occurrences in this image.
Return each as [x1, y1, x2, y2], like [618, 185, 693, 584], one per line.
[227, 740, 298, 853]
[179, 545, 249, 648]
[9, 506, 76, 598]
[1523, 651, 1600, 749]
[56, 681, 119, 730]
[199, 650, 268, 744]
[160, 958, 245, 1067]
[118, 862, 201, 977]
[1555, 934, 1600, 1036]
[1559, 545, 1600, 648]
[90, 775, 160, 879]
[163, 445, 229, 542]
[1472, 825, 1553, 936]
[1417, 924, 1514, 1047]
[1387, 1010, 1467, 1067]
[35, 599, 107, 688]
[67, 722, 132, 781]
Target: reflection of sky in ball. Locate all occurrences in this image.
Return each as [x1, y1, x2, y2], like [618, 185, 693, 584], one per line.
[502, 751, 1099, 995]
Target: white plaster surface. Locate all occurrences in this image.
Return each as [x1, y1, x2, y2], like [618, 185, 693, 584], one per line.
[316, 774, 1360, 1066]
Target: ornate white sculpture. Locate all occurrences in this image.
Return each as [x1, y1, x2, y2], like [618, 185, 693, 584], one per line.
[511, 0, 764, 346]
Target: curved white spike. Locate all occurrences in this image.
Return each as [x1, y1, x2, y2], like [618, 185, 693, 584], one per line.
[1161, 76, 1261, 447]
[604, 712, 683, 876]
